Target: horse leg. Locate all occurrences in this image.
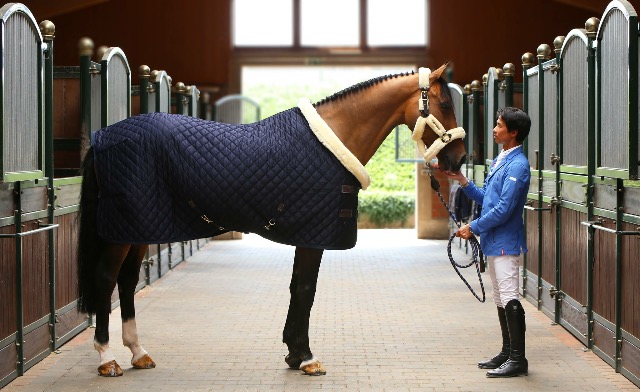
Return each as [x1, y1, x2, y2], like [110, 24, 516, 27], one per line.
[283, 247, 326, 375]
[93, 243, 131, 377]
[118, 244, 156, 370]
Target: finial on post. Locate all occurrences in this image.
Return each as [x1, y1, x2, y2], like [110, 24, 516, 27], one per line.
[150, 70, 159, 83]
[96, 45, 109, 61]
[585, 17, 600, 38]
[522, 52, 535, 68]
[78, 37, 94, 57]
[537, 44, 552, 62]
[39, 20, 55, 40]
[503, 63, 515, 76]
[139, 65, 151, 79]
[553, 36, 565, 54]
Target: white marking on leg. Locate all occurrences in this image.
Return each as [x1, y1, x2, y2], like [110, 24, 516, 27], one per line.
[122, 318, 148, 363]
[94, 339, 116, 365]
[299, 356, 318, 369]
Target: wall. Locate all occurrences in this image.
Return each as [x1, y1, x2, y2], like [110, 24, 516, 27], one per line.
[25, 0, 231, 93]
[428, 0, 607, 84]
[25, 0, 638, 95]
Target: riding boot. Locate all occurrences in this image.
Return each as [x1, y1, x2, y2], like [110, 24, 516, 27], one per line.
[486, 299, 528, 377]
[478, 306, 510, 369]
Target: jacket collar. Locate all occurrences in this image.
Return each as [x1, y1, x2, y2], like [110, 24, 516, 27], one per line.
[486, 146, 524, 182]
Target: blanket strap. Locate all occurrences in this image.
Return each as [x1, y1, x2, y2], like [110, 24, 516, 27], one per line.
[341, 185, 359, 194]
[264, 202, 287, 231]
[187, 200, 225, 231]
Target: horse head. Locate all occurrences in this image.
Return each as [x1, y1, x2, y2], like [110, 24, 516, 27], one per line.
[408, 63, 467, 173]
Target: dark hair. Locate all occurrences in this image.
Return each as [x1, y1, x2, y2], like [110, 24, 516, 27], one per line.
[497, 107, 531, 142]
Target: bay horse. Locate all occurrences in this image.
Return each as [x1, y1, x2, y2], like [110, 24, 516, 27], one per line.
[76, 63, 467, 377]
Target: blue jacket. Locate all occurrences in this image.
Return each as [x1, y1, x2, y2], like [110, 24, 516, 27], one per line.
[462, 146, 530, 256]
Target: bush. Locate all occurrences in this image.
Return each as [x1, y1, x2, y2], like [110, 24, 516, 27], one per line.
[358, 191, 414, 226]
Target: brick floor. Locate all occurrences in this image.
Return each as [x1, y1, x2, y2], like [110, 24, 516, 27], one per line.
[3, 229, 637, 391]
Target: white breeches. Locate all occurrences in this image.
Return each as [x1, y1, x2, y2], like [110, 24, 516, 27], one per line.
[487, 254, 522, 308]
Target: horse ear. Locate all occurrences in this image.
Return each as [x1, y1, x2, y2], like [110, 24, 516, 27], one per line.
[430, 63, 450, 82]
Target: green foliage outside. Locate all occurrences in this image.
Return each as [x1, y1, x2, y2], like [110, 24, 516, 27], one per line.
[357, 190, 414, 226]
[243, 71, 415, 227]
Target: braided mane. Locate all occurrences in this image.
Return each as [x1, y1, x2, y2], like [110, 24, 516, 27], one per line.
[314, 70, 416, 107]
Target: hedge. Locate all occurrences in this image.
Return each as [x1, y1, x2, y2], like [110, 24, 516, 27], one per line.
[358, 191, 414, 226]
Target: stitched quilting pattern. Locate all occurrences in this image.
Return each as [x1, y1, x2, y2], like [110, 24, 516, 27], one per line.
[93, 108, 360, 249]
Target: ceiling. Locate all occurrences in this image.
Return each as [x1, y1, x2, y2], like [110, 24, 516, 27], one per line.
[22, 0, 109, 20]
[554, 0, 613, 13]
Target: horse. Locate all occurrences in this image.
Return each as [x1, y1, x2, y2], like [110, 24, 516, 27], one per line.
[76, 63, 467, 377]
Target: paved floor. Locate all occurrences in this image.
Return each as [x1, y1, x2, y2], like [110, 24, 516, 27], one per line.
[3, 230, 637, 391]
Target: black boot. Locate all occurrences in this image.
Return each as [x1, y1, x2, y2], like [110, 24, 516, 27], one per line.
[486, 299, 528, 377]
[478, 307, 510, 369]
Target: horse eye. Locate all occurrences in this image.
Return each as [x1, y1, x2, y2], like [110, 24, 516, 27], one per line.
[440, 101, 452, 110]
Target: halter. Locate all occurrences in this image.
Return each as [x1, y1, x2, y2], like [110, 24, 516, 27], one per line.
[411, 67, 466, 163]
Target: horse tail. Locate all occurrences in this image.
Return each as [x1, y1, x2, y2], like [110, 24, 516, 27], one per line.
[77, 146, 105, 314]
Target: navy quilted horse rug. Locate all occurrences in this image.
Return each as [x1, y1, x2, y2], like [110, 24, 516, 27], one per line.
[92, 99, 371, 250]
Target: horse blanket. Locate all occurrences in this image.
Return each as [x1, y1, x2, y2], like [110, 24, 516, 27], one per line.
[92, 102, 367, 249]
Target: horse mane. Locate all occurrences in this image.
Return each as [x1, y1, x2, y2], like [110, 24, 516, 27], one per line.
[314, 70, 417, 107]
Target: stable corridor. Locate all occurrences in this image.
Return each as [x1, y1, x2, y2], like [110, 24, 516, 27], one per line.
[4, 230, 636, 391]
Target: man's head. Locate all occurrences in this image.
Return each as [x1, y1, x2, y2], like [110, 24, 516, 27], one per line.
[496, 107, 531, 143]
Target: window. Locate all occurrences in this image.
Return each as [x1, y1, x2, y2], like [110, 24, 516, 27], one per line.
[233, 0, 293, 46]
[367, 0, 427, 46]
[300, 0, 359, 47]
[233, 0, 428, 48]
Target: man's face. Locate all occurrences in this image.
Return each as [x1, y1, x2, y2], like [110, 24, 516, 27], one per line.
[493, 116, 518, 146]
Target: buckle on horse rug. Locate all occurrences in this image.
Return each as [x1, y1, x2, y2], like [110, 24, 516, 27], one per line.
[188, 200, 225, 230]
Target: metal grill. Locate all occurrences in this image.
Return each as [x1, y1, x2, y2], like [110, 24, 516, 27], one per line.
[543, 63, 557, 171]
[465, 96, 476, 164]
[189, 86, 199, 117]
[158, 73, 170, 113]
[214, 95, 260, 124]
[147, 88, 157, 113]
[3, 11, 40, 175]
[485, 68, 498, 160]
[106, 53, 130, 126]
[448, 83, 463, 127]
[496, 82, 506, 153]
[155, 71, 171, 113]
[395, 125, 419, 162]
[90, 70, 101, 131]
[561, 32, 589, 168]
[526, 70, 540, 169]
[599, 8, 628, 170]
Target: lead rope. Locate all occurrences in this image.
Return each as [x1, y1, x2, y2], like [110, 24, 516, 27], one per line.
[426, 165, 486, 303]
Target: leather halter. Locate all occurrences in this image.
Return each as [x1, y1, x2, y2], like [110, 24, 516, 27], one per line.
[412, 67, 466, 162]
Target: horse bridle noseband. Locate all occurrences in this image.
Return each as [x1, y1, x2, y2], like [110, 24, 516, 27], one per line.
[411, 68, 466, 163]
[413, 67, 485, 303]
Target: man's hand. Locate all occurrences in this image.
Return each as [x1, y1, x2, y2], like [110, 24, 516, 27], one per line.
[431, 163, 467, 185]
[455, 223, 474, 240]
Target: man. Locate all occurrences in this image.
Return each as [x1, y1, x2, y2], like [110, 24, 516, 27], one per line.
[443, 107, 531, 378]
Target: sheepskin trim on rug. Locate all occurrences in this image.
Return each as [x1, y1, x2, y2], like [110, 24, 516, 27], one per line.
[298, 98, 371, 190]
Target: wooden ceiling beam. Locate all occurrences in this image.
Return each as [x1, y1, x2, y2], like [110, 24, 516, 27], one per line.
[553, 0, 611, 14]
[23, 0, 110, 20]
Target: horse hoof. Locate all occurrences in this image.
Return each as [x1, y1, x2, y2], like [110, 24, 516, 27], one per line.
[300, 358, 326, 376]
[285, 354, 303, 370]
[132, 354, 156, 369]
[98, 360, 123, 377]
